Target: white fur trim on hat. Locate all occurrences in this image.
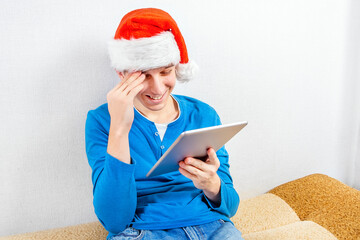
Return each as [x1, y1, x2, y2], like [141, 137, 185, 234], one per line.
[108, 31, 180, 73]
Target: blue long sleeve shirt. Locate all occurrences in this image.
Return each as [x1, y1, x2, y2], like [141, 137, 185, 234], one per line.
[85, 95, 240, 239]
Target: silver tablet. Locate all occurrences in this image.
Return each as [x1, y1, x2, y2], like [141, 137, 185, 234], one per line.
[146, 121, 248, 177]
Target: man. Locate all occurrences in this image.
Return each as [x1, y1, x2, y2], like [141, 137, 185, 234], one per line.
[85, 8, 243, 240]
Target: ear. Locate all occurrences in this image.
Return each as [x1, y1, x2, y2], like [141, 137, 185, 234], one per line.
[116, 71, 125, 80]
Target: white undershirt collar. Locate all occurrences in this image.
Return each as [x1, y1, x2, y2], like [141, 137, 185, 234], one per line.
[134, 95, 181, 141]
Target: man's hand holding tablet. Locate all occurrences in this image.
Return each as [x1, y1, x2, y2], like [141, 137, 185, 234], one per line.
[146, 121, 248, 177]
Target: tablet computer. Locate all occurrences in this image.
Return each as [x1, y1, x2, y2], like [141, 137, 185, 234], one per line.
[146, 121, 248, 177]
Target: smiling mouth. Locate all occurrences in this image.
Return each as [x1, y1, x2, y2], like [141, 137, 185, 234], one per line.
[146, 90, 167, 101]
[147, 95, 162, 100]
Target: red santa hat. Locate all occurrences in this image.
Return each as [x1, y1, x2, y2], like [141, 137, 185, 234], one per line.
[108, 8, 197, 82]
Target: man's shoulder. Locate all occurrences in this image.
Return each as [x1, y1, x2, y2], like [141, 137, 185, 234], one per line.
[87, 103, 110, 122]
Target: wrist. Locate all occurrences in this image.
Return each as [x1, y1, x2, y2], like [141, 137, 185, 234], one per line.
[109, 122, 130, 136]
[107, 126, 131, 164]
[203, 175, 221, 204]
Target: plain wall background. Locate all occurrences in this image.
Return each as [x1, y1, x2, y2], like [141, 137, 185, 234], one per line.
[1, 0, 359, 236]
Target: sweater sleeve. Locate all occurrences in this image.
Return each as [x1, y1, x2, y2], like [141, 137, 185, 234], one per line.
[85, 110, 137, 234]
[203, 114, 240, 218]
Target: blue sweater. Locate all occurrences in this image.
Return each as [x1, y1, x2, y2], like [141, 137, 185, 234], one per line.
[85, 95, 240, 239]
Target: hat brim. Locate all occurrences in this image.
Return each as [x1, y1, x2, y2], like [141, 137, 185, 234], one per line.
[108, 31, 180, 73]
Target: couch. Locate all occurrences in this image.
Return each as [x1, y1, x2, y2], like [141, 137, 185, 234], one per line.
[1, 174, 359, 240]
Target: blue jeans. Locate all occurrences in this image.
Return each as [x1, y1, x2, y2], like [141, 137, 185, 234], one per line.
[110, 219, 244, 240]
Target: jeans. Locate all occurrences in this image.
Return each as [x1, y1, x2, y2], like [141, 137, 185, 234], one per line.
[110, 219, 244, 240]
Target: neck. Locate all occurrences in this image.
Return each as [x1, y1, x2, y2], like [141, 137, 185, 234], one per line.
[135, 95, 179, 124]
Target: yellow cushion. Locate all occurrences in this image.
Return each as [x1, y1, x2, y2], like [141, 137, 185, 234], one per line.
[269, 173, 360, 240]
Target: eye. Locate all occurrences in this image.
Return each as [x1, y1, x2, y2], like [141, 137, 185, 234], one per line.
[161, 69, 172, 75]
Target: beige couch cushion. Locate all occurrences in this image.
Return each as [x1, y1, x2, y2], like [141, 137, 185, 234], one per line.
[2, 174, 347, 240]
[242, 221, 337, 240]
[232, 193, 299, 234]
[0, 222, 107, 240]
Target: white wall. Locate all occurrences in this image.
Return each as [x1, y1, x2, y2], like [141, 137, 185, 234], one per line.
[0, 0, 358, 236]
[340, 0, 360, 190]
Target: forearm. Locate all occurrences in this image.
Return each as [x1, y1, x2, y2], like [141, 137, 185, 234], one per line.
[205, 147, 240, 217]
[218, 180, 240, 217]
[93, 153, 137, 233]
[107, 123, 131, 164]
[204, 179, 240, 218]
[203, 174, 221, 205]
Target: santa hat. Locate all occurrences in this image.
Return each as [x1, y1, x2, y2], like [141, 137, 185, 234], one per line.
[108, 8, 198, 82]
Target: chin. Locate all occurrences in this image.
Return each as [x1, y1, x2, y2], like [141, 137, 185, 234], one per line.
[137, 97, 164, 112]
[148, 105, 165, 112]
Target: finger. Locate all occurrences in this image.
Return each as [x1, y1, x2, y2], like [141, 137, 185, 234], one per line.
[179, 160, 205, 178]
[207, 148, 220, 167]
[118, 71, 141, 91]
[111, 71, 130, 89]
[127, 83, 144, 99]
[108, 72, 133, 93]
[117, 71, 142, 91]
[124, 74, 146, 96]
[179, 165, 197, 180]
[184, 157, 208, 171]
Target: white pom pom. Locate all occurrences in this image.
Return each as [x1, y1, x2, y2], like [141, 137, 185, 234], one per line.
[175, 60, 199, 82]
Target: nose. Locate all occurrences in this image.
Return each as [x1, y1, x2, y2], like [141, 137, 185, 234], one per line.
[147, 74, 164, 94]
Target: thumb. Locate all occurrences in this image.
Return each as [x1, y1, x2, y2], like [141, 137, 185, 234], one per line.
[207, 148, 220, 167]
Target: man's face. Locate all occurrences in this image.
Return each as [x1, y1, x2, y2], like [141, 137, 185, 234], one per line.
[134, 65, 177, 113]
